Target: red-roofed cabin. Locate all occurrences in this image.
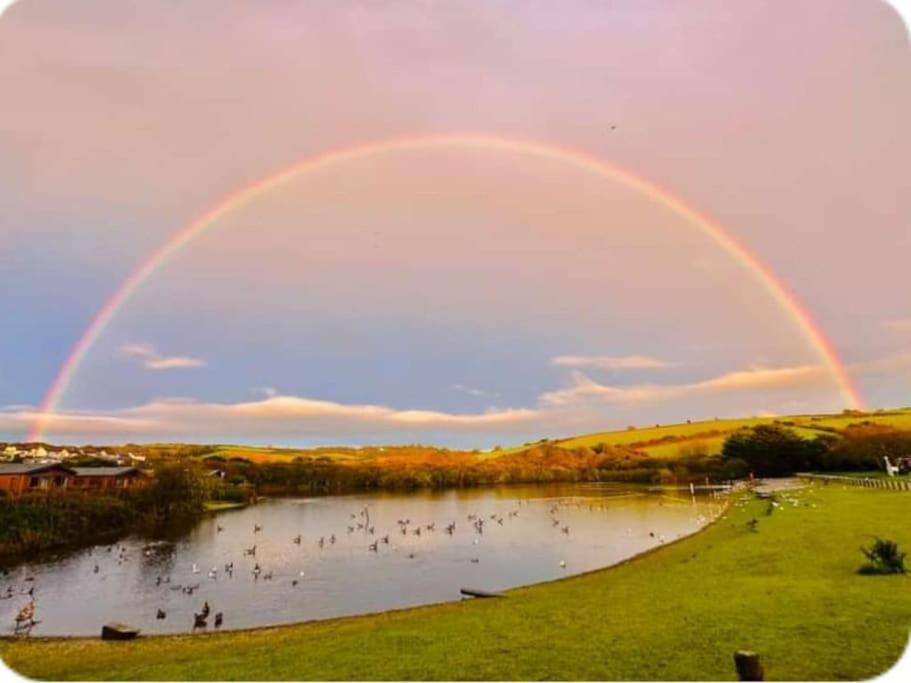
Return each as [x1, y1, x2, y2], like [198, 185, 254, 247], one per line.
[68, 467, 146, 492]
[0, 463, 75, 497]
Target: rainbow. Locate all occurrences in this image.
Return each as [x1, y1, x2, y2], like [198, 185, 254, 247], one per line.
[29, 133, 863, 440]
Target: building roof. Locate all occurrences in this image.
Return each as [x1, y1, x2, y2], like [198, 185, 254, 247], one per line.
[0, 462, 75, 475]
[70, 467, 142, 477]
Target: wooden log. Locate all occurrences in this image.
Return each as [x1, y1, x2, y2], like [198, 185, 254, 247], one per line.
[101, 622, 140, 640]
[460, 587, 505, 599]
[734, 651, 764, 681]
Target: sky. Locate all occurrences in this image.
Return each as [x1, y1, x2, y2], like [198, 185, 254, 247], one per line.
[0, 0, 909, 448]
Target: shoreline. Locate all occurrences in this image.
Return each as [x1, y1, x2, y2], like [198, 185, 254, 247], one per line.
[3, 484, 909, 680]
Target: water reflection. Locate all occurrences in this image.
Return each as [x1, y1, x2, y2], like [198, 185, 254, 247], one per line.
[0, 483, 726, 636]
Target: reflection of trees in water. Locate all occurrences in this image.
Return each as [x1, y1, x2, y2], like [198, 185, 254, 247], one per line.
[135, 517, 199, 580]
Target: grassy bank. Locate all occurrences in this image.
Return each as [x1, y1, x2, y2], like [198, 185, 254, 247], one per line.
[2, 485, 909, 680]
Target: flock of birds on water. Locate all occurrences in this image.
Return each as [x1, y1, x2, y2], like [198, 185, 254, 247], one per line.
[4, 491, 724, 635]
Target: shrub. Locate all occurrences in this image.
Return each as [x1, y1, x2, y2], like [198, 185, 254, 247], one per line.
[859, 538, 907, 575]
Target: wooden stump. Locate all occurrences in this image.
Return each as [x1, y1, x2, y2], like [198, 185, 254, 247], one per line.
[101, 623, 140, 640]
[734, 651, 764, 681]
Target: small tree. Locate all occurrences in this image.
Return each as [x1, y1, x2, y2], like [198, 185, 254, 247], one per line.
[722, 425, 826, 477]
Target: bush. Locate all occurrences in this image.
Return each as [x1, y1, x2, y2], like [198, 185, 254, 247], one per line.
[859, 538, 907, 575]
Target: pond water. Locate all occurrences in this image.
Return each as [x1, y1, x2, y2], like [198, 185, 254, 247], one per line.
[0, 483, 727, 636]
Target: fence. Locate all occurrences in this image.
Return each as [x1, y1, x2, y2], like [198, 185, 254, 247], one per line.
[797, 473, 911, 491]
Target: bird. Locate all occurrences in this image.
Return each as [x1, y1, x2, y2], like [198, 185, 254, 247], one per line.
[156, 609, 166, 620]
[293, 535, 302, 545]
[191, 563, 200, 574]
[217, 525, 224, 533]
[193, 613, 207, 629]
[253, 524, 262, 533]
[561, 526, 570, 535]
[559, 560, 566, 568]
[470, 557, 479, 564]
[368, 541, 378, 552]
[15, 601, 34, 625]
[214, 612, 223, 628]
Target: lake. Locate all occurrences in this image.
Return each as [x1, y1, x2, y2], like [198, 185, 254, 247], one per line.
[0, 483, 727, 636]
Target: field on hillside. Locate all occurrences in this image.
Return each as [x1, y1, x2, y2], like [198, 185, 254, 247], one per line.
[548, 409, 911, 461]
[3, 485, 909, 680]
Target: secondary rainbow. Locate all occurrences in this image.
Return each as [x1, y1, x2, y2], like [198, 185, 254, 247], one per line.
[29, 133, 863, 440]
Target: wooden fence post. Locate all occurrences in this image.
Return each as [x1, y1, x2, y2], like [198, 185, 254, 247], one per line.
[734, 651, 764, 681]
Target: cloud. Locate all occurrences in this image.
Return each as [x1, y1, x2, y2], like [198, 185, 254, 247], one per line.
[539, 364, 829, 407]
[449, 384, 499, 398]
[882, 319, 911, 331]
[0, 361, 846, 443]
[550, 354, 681, 370]
[119, 344, 207, 370]
[0, 395, 541, 440]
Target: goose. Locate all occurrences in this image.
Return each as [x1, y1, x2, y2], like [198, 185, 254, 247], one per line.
[368, 541, 378, 552]
[214, 612, 223, 628]
[193, 613, 207, 629]
[191, 563, 200, 574]
[156, 609, 166, 620]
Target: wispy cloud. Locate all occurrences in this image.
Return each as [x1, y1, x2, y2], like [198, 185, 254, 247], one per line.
[119, 344, 207, 371]
[539, 365, 829, 407]
[449, 384, 499, 398]
[882, 319, 911, 331]
[550, 354, 681, 370]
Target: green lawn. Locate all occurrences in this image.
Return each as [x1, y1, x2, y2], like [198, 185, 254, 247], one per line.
[2, 485, 909, 681]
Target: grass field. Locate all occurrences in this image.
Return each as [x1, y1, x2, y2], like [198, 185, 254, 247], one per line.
[3, 485, 909, 681]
